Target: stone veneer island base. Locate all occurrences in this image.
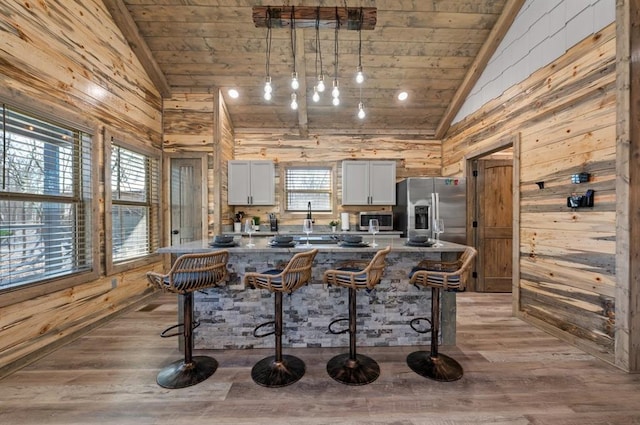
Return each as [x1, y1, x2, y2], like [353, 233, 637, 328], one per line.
[158, 238, 469, 350]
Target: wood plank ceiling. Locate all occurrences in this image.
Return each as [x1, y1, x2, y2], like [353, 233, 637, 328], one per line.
[104, 0, 522, 138]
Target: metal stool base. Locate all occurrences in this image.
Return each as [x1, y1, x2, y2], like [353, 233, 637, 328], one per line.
[156, 355, 218, 389]
[406, 351, 463, 382]
[251, 355, 306, 388]
[327, 353, 380, 386]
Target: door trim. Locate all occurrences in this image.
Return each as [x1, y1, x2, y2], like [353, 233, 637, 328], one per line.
[464, 134, 521, 314]
[163, 152, 208, 251]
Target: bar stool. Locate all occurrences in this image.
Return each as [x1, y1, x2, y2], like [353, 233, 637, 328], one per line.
[146, 250, 229, 389]
[323, 246, 391, 385]
[407, 247, 476, 381]
[244, 248, 318, 387]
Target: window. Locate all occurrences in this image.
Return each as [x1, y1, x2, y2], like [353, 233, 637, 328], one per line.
[0, 105, 93, 290]
[108, 141, 160, 265]
[284, 166, 333, 213]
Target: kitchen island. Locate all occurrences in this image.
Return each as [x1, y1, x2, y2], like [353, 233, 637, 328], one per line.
[157, 237, 470, 350]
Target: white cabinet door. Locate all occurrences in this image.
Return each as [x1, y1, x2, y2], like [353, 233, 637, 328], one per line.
[228, 160, 275, 205]
[249, 161, 275, 205]
[228, 160, 252, 205]
[342, 161, 370, 205]
[369, 161, 396, 205]
[342, 160, 396, 205]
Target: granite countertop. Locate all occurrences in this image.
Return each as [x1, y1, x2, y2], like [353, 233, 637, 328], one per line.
[157, 237, 469, 254]
[223, 230, 404, 237]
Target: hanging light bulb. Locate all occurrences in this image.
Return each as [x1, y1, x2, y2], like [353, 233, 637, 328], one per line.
[263, 76, 272, 101]
[291, 72, 299, 90]
[332, 79, 340, 99]
[356, 66, 364, 84]
[355, 66, 364, 84]
[357, 102, 366, 119]
[312, 86, 320, 102]
[317, 74, 325, 92]
[290, 93, 298, 110]
[332, 96, 340, 106]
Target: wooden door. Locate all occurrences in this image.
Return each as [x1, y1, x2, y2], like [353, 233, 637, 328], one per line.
[170, 158, 203, 245]
[474, 159, 513, 292]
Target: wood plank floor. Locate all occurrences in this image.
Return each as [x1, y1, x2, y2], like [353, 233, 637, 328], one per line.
[2, 292, 640, 425]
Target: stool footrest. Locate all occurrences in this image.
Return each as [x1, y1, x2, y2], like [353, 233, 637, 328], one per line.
[409, 317, 432, 334]
[160, 320, 200, 338]
[328, 317, 350, 335]
[253, 320, 276, 338]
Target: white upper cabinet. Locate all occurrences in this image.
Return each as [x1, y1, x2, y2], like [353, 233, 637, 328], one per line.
[228, 160, 275, 205]
[341, 160, 396, 205]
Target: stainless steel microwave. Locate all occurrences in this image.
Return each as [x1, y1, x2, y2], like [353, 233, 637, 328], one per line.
[358, 212, 394, 231]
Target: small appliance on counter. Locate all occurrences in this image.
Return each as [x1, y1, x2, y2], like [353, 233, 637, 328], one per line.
[358, 211, 393, 231]
[268, 213, 278, 231]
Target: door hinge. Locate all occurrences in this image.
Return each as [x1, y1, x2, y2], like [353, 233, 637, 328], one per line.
[472, 221, 478, 228]
[472, 271, 478, 278]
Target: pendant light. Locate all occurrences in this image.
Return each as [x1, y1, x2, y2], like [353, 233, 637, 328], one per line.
[356, 8, 365, 119]
[290, 7, 299, 92]
[355, 7, 364, 84]
[313, 8, 324, 100]
[331, 7, 340, 107]
[263, 7, 273, 101]
[357, 101, 366, 119]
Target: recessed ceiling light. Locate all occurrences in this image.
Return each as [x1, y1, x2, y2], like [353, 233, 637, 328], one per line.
[398, 91, 408, 101]
[228, 89, 239, 99]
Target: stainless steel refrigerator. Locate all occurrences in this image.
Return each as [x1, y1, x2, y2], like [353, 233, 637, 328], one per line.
[393, 177, 467, 244]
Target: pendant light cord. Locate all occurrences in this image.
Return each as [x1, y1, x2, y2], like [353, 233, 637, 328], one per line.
[290, 6, 296, 74]
[334, 7, 339, 81]
[265, 7, 272, 77]
[315, 8, 323, 78]
[358, 7, 363, 68]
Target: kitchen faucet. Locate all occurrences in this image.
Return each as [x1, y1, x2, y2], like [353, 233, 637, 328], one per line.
[307, 202, 314, 223]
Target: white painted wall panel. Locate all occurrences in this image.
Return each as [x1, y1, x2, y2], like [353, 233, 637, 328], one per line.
[453, 0, 615, 124]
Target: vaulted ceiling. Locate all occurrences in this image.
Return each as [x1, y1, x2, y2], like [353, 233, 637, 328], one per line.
[104, 0, 523, 138]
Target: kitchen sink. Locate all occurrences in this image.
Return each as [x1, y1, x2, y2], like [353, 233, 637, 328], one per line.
[292, 235, 340, 244]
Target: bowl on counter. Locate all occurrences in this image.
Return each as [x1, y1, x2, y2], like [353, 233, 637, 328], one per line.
[214, 235, 234, 244]
[274, 235, 294, 244]
[409, 235, 429, 243]
[343, 234, 363, 244]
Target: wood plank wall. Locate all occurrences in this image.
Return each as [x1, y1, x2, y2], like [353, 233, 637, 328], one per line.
[0, 0, 163, 377]
[443, 24, 617, 365]
[231, 133, 442, 226]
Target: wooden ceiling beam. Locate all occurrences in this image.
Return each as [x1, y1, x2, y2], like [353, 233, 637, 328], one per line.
[103, 0, 172, 98]
[434, 0, 525, 139]
[252, 6, 377, 30]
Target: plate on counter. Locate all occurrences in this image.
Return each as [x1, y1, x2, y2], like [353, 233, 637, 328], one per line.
[209, 241, 238, 248]
[405, 240, 435, 247]
[269, 241, 298, 248]
[339, 241, 370, 248]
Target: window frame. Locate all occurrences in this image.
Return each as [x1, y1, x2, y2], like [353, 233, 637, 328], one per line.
[279, 162, 336, 219]
[104, 129, 161, 275]
[0, 102, 100, 297]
